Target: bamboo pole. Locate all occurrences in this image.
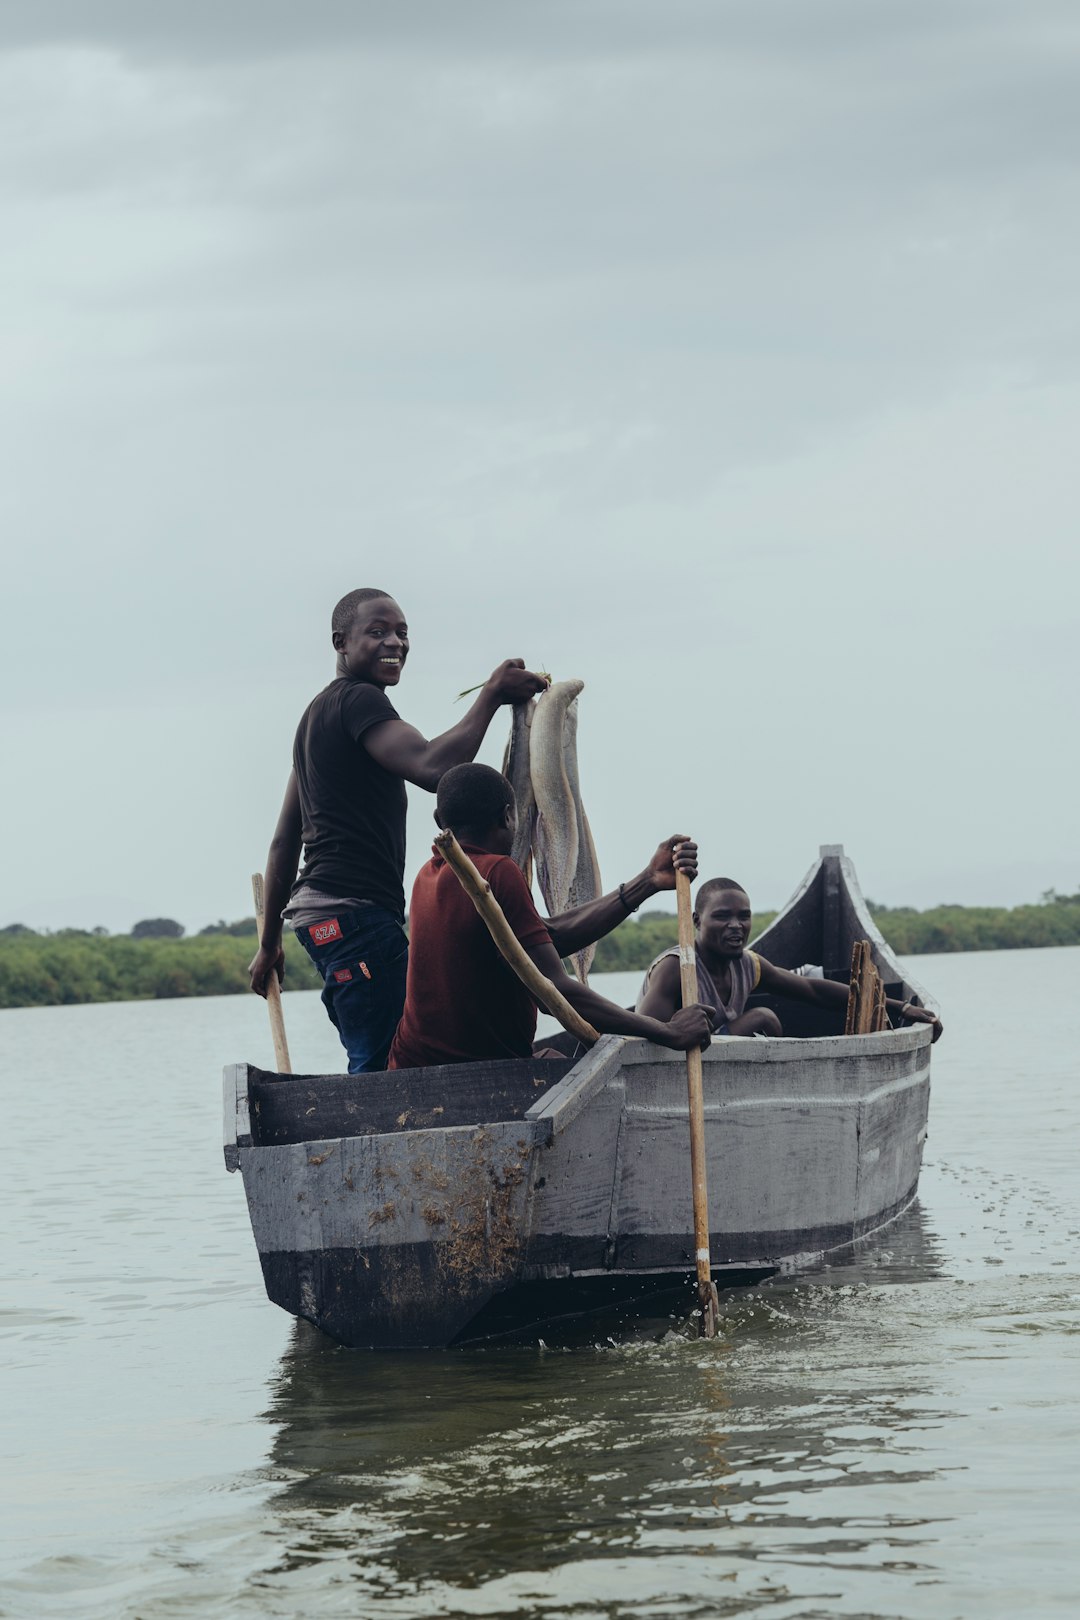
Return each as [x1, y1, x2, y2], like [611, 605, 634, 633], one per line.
[433, 831, 599, 1047]
[252, 872, 293, 1074]
[675, 868, 720, 1339]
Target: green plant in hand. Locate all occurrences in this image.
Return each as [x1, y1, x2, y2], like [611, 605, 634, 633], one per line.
[456, 668, 552, 701]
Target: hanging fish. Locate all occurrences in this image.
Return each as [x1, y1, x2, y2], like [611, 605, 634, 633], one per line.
[502, 699, 537, 887]
[514, 673, 605, 978]
[559, 695, 603, 985]
[530, 679, 582, 915]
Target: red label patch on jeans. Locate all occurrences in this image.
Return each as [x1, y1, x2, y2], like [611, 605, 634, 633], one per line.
[309, 918, 342, 946]
[333, 968, 353, 983]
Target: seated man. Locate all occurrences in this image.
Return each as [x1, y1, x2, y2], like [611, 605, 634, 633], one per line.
[637, 876, 943, 1040]
[388, 764, 715, 1068]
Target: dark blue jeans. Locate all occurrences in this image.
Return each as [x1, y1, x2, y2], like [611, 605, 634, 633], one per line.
[295, 906, 409, 1074]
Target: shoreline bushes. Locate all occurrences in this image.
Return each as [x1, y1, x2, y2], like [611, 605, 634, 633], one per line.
[1, 894, 1078, 1010]
[0, 931, 320, 1009]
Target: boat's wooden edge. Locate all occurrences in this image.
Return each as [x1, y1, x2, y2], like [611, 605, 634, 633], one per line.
[223, 1061, 251, 1171]
[523, 1033, 634, 1134]
[224, 1023, 934, 1166]
[519, 1015, 930, 1135]
[705, 1024, 932, 1061]
[573, 1026, 932, 1066]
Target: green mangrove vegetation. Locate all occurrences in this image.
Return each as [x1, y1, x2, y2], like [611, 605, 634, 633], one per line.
[860, 893, 1080, 955]
[0, 923, 320, 1009]
[1, 890, 1078, 1009]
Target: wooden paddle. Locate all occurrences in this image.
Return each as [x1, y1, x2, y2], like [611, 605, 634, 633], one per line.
[252, 872, 293, 1074]
[675, 866, 720, 1339]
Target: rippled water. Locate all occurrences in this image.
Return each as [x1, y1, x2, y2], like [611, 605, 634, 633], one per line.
[2, 949, 1078, 1618]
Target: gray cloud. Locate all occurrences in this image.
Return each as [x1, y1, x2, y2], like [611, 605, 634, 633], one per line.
[2, 1, 1077, 931]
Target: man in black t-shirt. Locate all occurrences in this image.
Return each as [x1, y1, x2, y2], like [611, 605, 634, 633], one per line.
[249, 587, 547, 1072]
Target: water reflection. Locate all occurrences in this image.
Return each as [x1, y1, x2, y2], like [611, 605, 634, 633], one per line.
[257, 1203, 955, 1612]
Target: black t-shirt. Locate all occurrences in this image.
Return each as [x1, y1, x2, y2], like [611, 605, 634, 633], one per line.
[291, 678, 408, 919]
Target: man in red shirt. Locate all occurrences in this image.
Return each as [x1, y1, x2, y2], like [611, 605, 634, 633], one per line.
[389, 764, 715, 1068]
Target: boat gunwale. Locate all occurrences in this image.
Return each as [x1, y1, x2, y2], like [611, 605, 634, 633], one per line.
[225, 1023, 933, 1166]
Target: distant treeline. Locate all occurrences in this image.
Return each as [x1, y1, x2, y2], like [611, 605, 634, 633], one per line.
[1, 891, 1078, 1009]
[0, 927, 320, 1009]
[861, 893, 1080, 955]
[593, 892, 1080, 968]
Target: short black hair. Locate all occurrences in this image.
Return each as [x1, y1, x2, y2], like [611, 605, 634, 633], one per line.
[696, 877, 750, 911]
[331, 588, 396, 638]
[436, 764, 515, 833]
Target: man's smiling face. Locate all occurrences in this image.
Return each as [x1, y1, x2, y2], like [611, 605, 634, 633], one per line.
[335, 597, 409, 687]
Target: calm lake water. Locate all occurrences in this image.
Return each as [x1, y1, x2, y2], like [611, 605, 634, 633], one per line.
[2, 949, 1078, 1619]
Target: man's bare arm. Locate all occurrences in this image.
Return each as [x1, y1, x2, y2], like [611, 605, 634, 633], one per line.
[547, 837, 698, 957]
[756, 957, 943, 1040]
[248, 772, 303, 996]
[363, 661, 548, 791]
[634, 953, 683, 1021]
[526, 939, 713, 1051]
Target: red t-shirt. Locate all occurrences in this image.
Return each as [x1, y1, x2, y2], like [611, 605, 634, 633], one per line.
[388, 845, 553, 1068]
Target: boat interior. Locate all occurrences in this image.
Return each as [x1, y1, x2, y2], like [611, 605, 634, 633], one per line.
[248, 1056, 574, 1147]
[245, 849, 928, 1146]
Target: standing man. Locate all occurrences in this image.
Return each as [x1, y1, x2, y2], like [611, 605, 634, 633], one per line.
[248, 588, 548, 1072]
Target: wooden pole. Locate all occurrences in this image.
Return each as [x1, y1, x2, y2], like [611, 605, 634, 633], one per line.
[433, 831, 599, 1047]
[675, 867, 720, 1339]
[252, 872, 293, 1074]
[845, 940, 889, 1035]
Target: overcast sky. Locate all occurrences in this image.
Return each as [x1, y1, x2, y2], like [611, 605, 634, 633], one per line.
[2, 0, 1078, 934]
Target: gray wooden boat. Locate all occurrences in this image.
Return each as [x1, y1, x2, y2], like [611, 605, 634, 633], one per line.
[224, 845, 936, 1348]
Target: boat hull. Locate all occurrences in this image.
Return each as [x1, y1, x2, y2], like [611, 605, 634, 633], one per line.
[227, 1024, 930, 1349]
[225, 846, 936, 1348]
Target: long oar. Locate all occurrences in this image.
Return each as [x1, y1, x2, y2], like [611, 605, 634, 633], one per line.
[252, 872, 292, 1074]
[676, 867, 720, 1338]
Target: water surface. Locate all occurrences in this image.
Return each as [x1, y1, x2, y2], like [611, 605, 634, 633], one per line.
[2, 949, 1078, 1617]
